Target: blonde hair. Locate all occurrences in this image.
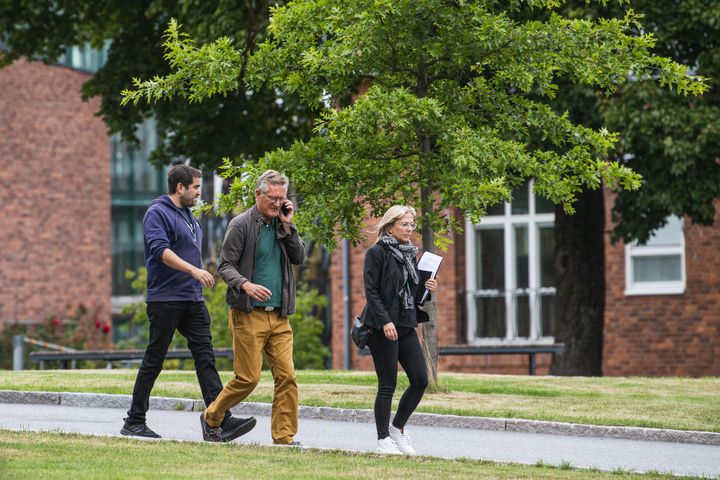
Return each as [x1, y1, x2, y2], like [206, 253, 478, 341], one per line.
[373, 205, 417, 243]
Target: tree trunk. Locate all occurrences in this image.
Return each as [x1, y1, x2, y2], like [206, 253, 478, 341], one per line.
[418, 130, 440, 389]
[419, 297, 438, 387]
[551, 188, 605, 376]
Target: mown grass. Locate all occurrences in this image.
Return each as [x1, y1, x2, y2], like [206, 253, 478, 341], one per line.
[1, 369, 718, 432]
[0, 430, 701, 480]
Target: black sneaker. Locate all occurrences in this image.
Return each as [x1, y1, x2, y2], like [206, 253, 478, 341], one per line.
[200, 412, 223, 442]
[120, 419, 161, 438]
[219, 416, 257, 442]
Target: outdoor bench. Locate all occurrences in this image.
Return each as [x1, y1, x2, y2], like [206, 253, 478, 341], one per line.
[438, 343, 565, 375]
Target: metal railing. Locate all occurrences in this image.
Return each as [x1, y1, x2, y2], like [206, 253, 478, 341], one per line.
[12, 335, 78, 370]
[29, 348, 236, 369]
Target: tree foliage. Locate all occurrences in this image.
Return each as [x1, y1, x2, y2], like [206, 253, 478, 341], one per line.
[598, 1, 720, 243]
[540, 1, 720, 243]
[0, 0, 311, 170]
[122, 1, 703, 250]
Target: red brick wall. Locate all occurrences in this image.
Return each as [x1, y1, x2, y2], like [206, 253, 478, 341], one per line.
[603, 193, 720, 377]
[330, 208, 553, 374]
[0, 59, 111, 328]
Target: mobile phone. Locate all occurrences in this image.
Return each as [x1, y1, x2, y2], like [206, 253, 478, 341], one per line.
[281, 202, 291, 216]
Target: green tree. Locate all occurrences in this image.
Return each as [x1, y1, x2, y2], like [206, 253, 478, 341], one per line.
[599, 0, 720, 241]
[122, 0, 704, 385]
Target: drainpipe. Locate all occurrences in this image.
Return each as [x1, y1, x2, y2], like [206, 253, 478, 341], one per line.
[342, 239, 352, 369]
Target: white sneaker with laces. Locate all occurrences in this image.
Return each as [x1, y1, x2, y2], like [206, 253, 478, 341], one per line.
[388, 425, 416, 455]
[376, 436, 403, 454]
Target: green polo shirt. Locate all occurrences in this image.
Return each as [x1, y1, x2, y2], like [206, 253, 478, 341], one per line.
[252, 217, 283, 308]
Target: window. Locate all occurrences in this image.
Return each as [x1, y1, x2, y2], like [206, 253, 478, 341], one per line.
[625, 216, 685, 295]
[57, 43, 110, 73]
[111, 118, 166, 296]
[466, 181, 556, 344]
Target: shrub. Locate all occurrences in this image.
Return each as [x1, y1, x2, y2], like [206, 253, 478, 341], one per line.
[0, 304, 112, 369]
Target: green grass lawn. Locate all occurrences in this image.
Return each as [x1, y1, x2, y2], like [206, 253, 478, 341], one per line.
[1, 369, 718, 433]
[0, 430, 700, 480]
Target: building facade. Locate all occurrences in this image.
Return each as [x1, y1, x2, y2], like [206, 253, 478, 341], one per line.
[330, 187, 720, 377]
[0, 59, 111, 328]
[603, 195, 720, 376]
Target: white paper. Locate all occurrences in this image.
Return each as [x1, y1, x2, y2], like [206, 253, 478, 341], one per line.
[417, 251, 442, 304]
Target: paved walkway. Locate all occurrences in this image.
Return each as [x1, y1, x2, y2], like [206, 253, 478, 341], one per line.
[1, 391, 719, 477]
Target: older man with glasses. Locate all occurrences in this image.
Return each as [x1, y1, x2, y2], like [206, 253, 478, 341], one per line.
[200, 169, 306, 445]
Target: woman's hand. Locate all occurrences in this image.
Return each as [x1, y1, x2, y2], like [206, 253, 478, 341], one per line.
[383, 322, 398, 341]
[425, 278, 438, 292]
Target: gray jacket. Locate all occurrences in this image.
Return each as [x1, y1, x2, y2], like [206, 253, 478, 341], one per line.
[218, 205, 306, 316]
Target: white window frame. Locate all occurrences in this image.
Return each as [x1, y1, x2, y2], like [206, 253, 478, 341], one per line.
[624, 216, 686, 296]
[465, 182, 555, 345]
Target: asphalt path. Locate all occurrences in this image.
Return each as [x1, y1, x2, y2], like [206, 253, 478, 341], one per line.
[1, 403, 719, 477]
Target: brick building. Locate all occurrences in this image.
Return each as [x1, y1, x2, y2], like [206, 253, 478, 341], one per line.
[603, 195, 720, 376]
[330, 186, 720, 377]
[0, 59, 111, 329]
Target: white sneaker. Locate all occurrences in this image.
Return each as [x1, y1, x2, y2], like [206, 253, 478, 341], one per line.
[376, 436, 403, 454]
[388, 425, 416, 455]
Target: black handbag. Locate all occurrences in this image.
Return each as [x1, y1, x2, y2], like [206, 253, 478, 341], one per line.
[350, 315, 372, 349]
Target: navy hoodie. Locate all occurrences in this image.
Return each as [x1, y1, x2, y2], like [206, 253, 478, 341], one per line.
[143, 195, 204, 302]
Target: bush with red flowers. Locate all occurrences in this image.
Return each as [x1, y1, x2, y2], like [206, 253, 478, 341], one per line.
[34, 303, 113, 350]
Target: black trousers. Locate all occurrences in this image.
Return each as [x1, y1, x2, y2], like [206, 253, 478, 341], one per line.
[126, 301, 224, 424]
[367, 325, 428, 439]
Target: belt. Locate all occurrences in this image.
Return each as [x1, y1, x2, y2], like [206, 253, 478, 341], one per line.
[254, 306, 278, 312]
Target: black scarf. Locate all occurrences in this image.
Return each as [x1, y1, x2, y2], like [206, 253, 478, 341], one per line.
[379, 235, 419, 309]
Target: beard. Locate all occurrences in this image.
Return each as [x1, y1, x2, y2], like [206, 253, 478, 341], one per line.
[180, 193, 198, 208]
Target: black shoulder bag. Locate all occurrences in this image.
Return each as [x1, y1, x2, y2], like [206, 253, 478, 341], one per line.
[350, 306, 373, 349]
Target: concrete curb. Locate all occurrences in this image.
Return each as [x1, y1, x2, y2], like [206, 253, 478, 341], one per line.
[1, 389, 718, 446]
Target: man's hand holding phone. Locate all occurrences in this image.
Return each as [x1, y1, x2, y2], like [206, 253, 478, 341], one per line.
[279, 199, 294, 234]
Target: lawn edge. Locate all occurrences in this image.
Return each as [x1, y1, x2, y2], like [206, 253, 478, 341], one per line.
[1, 389, 717, 446]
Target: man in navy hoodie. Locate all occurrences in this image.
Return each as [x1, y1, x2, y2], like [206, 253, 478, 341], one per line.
[120, 164, 256, 442]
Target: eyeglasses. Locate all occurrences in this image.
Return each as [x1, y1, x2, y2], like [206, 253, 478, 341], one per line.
[262, 192, 287, 204]
[397, 222, 417, 231]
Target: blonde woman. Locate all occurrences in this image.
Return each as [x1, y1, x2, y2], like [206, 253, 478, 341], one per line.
[362, 205, 438, 454]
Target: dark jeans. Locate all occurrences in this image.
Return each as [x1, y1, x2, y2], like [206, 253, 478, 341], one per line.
[126, 301, 225, 425]
[367, 325, 428, 440]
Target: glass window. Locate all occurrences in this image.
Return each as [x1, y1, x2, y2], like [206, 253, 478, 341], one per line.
[466, 180, 556, 343]
[535, 195, 555, 214]
[476, 229, 504, 289]
[112, 206, 146, 295]
[57, 42, 110, 73]
[539, 226, 555, 287]
[475, 297, 506, 338]
[474, 228, 506, 337]
[486, 202, 504, 217]
[110, 118, 165, 295]
[625, 216, 685, 295]
[511, 182, 529, 215]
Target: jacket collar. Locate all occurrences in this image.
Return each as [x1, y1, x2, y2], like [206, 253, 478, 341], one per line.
[250, 204, 264, 223]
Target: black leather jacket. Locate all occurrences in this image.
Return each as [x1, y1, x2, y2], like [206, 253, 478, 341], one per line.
[362, 243, 429, 329]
